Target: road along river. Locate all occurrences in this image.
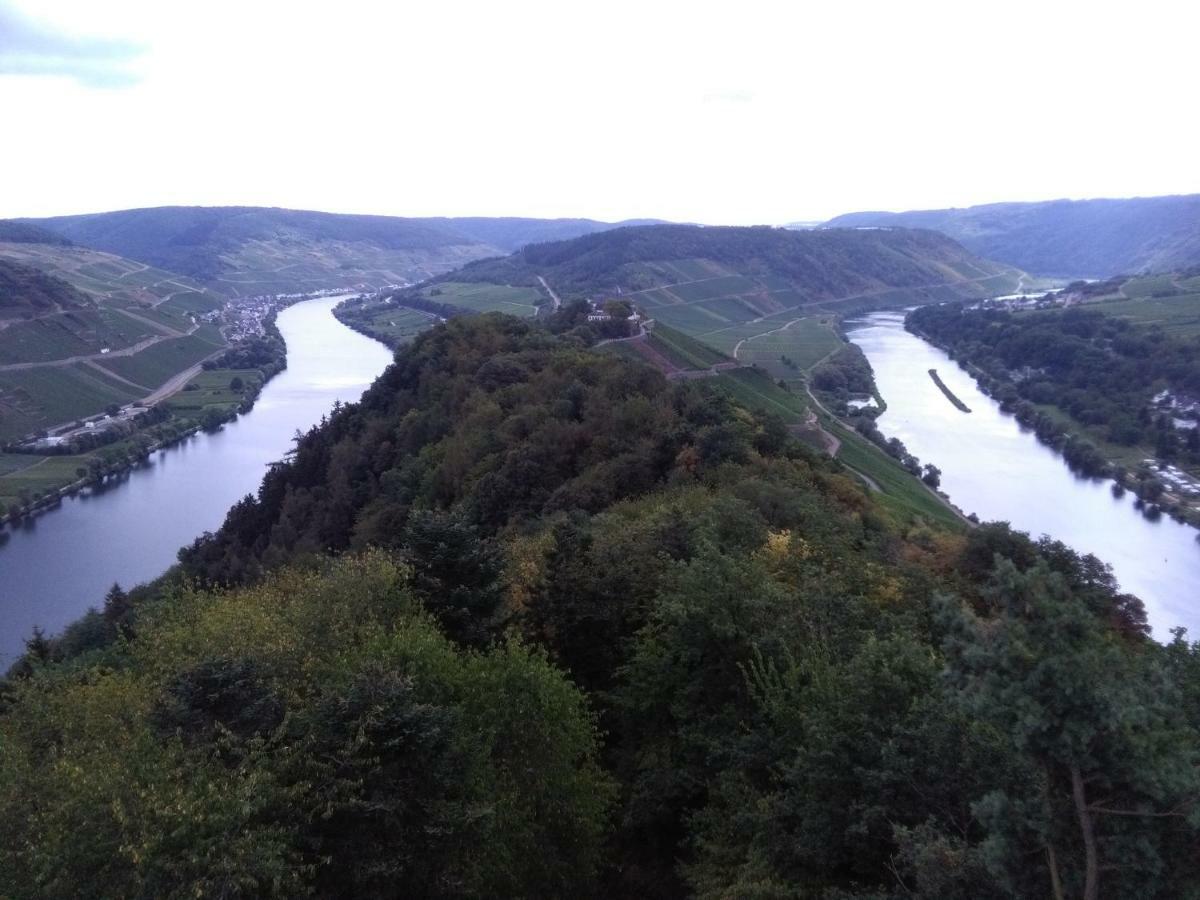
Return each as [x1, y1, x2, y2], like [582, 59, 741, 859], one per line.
[846, 310, 1200, 640]
[0, 296, 393, 667]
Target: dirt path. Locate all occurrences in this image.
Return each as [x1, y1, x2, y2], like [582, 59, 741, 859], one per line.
[594, 321, 648, 347]
[732, 316, 806, 360]
[117, 262, 150, 280]
[846, 465, 881, 491]
[115, 307, 187, 337]
[139, 344, 229, 405]
[80, 359, 149, 391]
[0, 333, 171, 372]
[537, 275, 562, 312]
[151, 283, 205, 308]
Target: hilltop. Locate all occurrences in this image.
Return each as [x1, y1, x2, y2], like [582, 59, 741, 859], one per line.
[6, 312, 1198, 898]
[343, 223, 1020, 526]
[826, 193, 1200, 278]
[14, 207, 657, 297]
[439, 223, 1013, 301]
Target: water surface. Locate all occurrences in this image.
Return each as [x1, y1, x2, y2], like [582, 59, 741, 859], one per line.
[847, 310, 1200, 638]
[0, 297, 393, 666]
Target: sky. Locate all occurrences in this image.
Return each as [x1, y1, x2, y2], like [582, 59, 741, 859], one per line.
[1, 0, 1198, 225]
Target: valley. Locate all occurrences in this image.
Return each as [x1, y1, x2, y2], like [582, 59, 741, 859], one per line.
[826, 193, 1200, 278]
[4, 211, 1200, 899]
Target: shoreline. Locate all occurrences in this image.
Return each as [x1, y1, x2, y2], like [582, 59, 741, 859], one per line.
[905, 320, 1200, 531]
[0, 297, 318, 530]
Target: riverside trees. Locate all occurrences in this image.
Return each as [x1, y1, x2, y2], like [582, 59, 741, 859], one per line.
[4, 315, 1200, 897]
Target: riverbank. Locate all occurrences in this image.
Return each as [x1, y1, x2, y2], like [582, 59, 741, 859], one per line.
[847, 310, 1200, 639]
[906, 319, 1200, 530]
[0, 301, 300, 528]
[928, 368, 972, 412]
[0, 297, 395, 666]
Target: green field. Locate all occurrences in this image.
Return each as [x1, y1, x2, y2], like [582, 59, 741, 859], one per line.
[0, 454, 89, 509]
[0, 242, 219, 308]
[826, 420, 965, 530]
[0, 365, 143, 443]
[667, 274, 760, 303]
[1119, 274, 1180, 298]
[166, 368, 266, 414]
[705, 368, 962, 528]
[1083, 290, 1200, 339]
[420, 282, 544, 317]
[159, 292, 224, 315]
[358, 305, 439, 345]
[0, 308, 158, 365]
[624, 267, 1024, 360]
[97, 334, 224, 389]
[732, 316, 843, 380]
[648, 324, 728, 369]
[206, 241, 490, 297]
[710, 368, 809, 422]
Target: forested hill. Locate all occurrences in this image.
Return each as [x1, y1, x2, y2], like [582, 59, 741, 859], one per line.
[8, 311, 1200, 897]
[440, 223, 1012, 301]
[825, 194, 1200, 278]
[16, 207, 656, 296]
[416, 215, 667, 252]
[0, 220, 72, 246]
[0, 258, 90, 316]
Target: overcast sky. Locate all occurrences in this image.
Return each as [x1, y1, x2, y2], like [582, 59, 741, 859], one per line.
[1, 0, 1197, 224]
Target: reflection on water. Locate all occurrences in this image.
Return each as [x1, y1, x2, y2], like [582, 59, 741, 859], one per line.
[847, 311, 1200, 639]
[0, 297, 394, 666]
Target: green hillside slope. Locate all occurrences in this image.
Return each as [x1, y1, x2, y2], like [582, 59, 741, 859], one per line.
[432, 224, 1021, 341]
[347, 224, 1019, 524]
[826, 194, 1200, 278]
[6, 313, 1197, 898]
[15, 207, 662, 296]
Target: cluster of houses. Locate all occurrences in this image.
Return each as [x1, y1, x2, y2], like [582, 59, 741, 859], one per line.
[1153, 390, 1200, 432]
[1142, 459, 1200, 499]
[585, 299, 651, 332]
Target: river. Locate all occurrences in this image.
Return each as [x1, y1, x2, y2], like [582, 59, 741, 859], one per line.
[0, 297, 394, 667]
[847, 310, 1200, 639]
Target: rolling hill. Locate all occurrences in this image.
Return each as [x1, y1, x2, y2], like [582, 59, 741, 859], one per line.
[825, 194, 1200, 278]
[13, 207, 661, 297]
[352, 223, 1020, 525]
[416, 223, 1022, 342]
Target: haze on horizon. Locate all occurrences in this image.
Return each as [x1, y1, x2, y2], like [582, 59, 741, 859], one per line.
[2, 0, 1198, 226]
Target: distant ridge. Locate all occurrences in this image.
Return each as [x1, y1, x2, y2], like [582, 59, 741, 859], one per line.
[438, 223, 1014, 301]
[16, 207, 666, 296]
[825, 194, 1200, 278]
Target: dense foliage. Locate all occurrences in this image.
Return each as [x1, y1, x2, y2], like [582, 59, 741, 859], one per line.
[909, 303, 1200, 479]
[5, 313, 1200, 898]
[0, 258, 90, 315]
[1, 554, 610, 897]
[440, 224, 1003, 299]
[828, 194, 1200, 277]
[0, 220, 73, 245]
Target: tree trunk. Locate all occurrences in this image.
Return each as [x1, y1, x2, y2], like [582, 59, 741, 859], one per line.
[1045, 843, 1065, 900]
[1071, 765, 1099, 900]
